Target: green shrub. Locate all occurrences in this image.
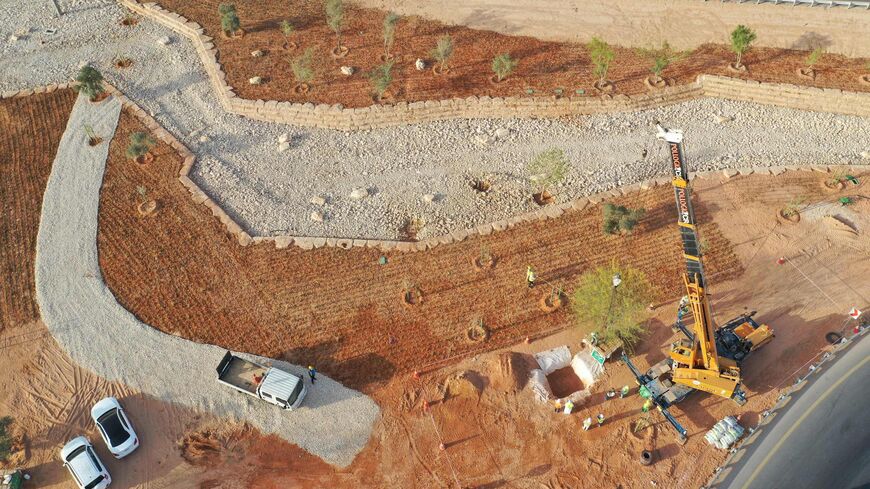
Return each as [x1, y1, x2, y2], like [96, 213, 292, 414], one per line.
[368, 61, 394, 98]
[383, 12, 400, 57]
[219, 4, 240, 36]
[805, 47, 823, 69]
[291, 47, 315, 84]
[126, 132, 155, 160]
[602, 203, 646, 235]
[587, 37, 615, 85]
[431, 35, 454, 71]
[527, 148, 568, 194]
[491, 53, 518, 82]
[280, 20, 295, 42]
[74, 65, 105, 101]
[325, 0, 345, 49]
[0, 416, 14, 461]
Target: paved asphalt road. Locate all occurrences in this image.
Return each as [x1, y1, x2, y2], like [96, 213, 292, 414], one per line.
[716, 334, 870, 489]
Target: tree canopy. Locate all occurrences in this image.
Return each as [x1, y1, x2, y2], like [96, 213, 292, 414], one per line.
[571, 261, 653, 352]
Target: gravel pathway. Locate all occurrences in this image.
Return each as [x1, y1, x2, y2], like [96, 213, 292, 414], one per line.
[34, 92, 380, 468]
[3, 1, 869, 241]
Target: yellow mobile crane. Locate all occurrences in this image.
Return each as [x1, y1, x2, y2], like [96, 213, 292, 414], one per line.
[622, 126, 775, 440]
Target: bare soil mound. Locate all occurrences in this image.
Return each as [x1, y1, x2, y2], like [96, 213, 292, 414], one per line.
[179, 422, 252, 467]
[490, 351, 536, 392]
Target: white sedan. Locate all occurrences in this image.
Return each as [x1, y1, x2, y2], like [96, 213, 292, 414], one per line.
[60, 436, 111, 489]
[90, 397, 139, 459]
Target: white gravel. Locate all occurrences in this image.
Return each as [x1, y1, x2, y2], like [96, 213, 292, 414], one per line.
[34, 92, 380, 468]
[2, 1, 869, 241]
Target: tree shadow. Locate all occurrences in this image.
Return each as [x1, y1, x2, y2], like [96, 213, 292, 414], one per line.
[791, 32, 833, 52]
[280, 339, 397, 392]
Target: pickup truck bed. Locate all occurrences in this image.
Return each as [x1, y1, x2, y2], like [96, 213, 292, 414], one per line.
[218, 355, 267, 395]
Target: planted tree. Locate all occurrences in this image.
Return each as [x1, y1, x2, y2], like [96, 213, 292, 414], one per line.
[383, 12, 399, 60]
[279, 20, 296, 49]
[126, 131, 156, 164]
[526, 148, 568, 205]
[83, 124, 102, 146]
[780, 197, 805, 222]
[325, 0, 347, 56]
[587, 37, 615, 90]
[0, 416, 13, 462]
[801, 47, 823, 78]
[602, 203, 646, 235]
[430, 35, 453, 74]
[571, 261, 653, 352]
[219, 4, 241, 38]
[135, 185, 157, 216]
[75, 65, 105, 102]
[637, 41, 682, 87]
[291, 47, 315, 93]
[729, 25, 756, 70]
[367, 60, 394, 101]
[491, 53, 518, 83]
[862, 62, 870, 84]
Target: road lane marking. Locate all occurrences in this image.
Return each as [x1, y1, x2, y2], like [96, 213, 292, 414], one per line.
[740, 355, 870, 489]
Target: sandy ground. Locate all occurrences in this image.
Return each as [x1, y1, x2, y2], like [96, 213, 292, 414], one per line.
[356, 0, 870, 57]
[0, 322, 208, 489]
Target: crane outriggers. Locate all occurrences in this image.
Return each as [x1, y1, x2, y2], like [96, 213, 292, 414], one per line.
[622, 125, 775, 441]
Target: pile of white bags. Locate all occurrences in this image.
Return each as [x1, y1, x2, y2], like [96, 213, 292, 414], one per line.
[705, 416, 745, 449]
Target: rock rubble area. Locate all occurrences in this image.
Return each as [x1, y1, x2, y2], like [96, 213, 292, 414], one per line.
[2, 0, 868, 240]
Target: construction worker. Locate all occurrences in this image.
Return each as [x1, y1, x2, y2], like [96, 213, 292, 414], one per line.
[606, 388, 616, 400]
[582, 417, 593, 431]
[620, 385, 630, 398]
[563, 400, 574, 415]
[642, 399, 654, 413]
[526, 266, 537, 288]
[308, 365, 317, 384]
[597, 413, 605, 427]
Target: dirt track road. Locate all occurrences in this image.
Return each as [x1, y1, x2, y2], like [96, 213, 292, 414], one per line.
[356, 0, 870, 56]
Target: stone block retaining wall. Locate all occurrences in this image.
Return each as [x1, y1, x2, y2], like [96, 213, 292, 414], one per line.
[119, 0, 870, 129]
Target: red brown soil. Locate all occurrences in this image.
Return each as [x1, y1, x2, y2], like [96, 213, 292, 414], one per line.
[156, 0, 870, 108]
[98, 112, 742, 393]
[0, 90, 76, 333]
[547, 366, 584, 399]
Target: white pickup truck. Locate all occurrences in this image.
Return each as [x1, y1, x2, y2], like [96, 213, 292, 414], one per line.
[216, 351, 307, 410]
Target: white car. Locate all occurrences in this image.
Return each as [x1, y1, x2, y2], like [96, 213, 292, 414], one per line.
[60, 436, 111, 489]
[90, 397, 139, 459]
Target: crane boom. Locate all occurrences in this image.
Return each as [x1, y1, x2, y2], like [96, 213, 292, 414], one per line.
[622, 126, 776, 442]
[657, 126, 721, 374]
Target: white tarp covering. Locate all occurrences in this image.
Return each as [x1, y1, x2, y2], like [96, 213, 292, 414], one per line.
[529, 369, 553, 403]
[571, 351, 605, 387]
[534, 345, 572, 375]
